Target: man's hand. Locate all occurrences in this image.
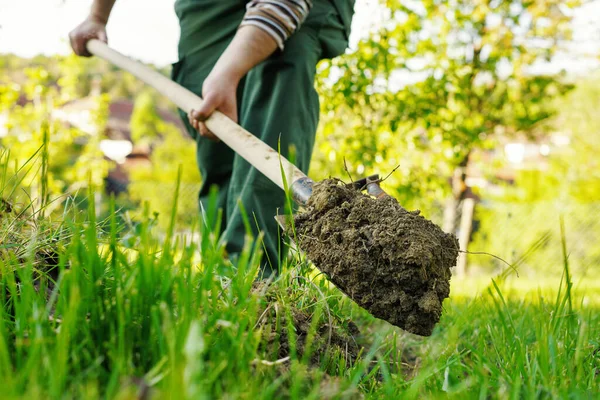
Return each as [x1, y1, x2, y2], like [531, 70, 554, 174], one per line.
[69, 17, 108, 57]
[69, 0, 115, 57]
[188, 70, 239, 142]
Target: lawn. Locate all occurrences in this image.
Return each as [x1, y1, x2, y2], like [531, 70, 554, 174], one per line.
[1, 183, 598, 400]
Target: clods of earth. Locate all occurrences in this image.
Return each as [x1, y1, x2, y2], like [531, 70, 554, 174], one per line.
[292, 179, 459, 336]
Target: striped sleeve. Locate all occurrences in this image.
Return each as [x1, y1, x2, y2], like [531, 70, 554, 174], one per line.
[240, 0, 313, 50]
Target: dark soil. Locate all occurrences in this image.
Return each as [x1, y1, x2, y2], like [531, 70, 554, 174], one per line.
[255, 283, 363, 367]
[292, 179, 459, 336]
[1, 198, 13, 214]
[269, 307, 362, 366]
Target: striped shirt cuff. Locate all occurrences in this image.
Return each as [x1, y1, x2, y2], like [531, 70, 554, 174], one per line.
[240, 0, 313, 50]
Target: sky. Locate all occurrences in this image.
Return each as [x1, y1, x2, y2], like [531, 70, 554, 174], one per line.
[0, 0, 598, 72]
[0, 0, 181, 66]
[0, 0, 384, 67]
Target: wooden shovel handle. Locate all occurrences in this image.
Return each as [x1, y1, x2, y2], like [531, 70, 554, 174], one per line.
[86, 39, 307, 191]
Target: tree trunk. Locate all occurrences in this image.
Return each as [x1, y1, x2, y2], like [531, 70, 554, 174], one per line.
[442, 197, 458, 234]
[442, 153, 472, 276]
[456, 198, 475, 278]
[442, 154, 470, 234]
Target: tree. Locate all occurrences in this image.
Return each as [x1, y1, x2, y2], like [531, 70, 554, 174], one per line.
[313, 0, 577, 225]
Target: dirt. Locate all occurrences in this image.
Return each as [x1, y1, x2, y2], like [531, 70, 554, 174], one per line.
[291, 179, 459, 336]
[0, 198, 13, 214]
[252, 282, 367, 399]
[255, 283, 363, 367]
[270, 307, 362, 365]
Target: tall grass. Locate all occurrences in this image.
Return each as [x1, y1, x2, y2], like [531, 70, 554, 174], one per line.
[0, 146, 598, 399]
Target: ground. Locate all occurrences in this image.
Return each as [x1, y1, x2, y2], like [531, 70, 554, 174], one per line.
[1, 196, 599, 399]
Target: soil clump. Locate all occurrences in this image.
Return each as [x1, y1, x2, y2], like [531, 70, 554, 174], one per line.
[292, 179, 459, 336]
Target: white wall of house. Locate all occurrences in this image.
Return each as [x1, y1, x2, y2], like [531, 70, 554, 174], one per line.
[52, 108, 96, 134]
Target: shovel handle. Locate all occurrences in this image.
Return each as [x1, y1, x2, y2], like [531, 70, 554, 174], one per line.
[86, 39, 307, 192]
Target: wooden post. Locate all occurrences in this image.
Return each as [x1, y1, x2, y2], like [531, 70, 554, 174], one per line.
[95, 191, 102, 219]
[443, 198, 458, 234]
[443, 165, 467, 234]
[456, 198, 475, 277]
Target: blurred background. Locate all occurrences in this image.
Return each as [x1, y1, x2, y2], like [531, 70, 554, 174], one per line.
[1, 0, 599, 279]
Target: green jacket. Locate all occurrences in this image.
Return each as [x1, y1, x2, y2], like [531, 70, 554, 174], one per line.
[332, 0, 355, 40]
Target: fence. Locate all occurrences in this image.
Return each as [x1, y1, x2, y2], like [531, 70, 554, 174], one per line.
[466, 200, 600, 278]
[103, 178, 202, 231]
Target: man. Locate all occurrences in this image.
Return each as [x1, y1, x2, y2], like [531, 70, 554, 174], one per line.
[70, 0, 354, 276]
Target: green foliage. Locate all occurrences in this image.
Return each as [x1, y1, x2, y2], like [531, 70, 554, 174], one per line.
[66, 93, 112, 189]
[1, 53, 193, 226]
[313, 0, 577, 211]
[1, 53, 173, 109]
[549, 73, 600, 201]
[482, 73, 600, 204]
[0, 62, 111, 208]
[470, 201, 600, 275]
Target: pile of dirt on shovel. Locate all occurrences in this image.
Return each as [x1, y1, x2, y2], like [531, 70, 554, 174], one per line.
[291, 179, 459, 336]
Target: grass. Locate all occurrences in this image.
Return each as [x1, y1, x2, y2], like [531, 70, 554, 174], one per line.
[1, 149, 599, 399]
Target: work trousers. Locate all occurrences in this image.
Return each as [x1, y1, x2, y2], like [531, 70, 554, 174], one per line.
[172, 0, 353, 275]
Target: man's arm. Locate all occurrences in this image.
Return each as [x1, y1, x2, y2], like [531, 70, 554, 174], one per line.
[190, 1, 313, 140]
[69, 0, 116, 57]
[241, 0, 313, 50]
[188, 26, 278, 139]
